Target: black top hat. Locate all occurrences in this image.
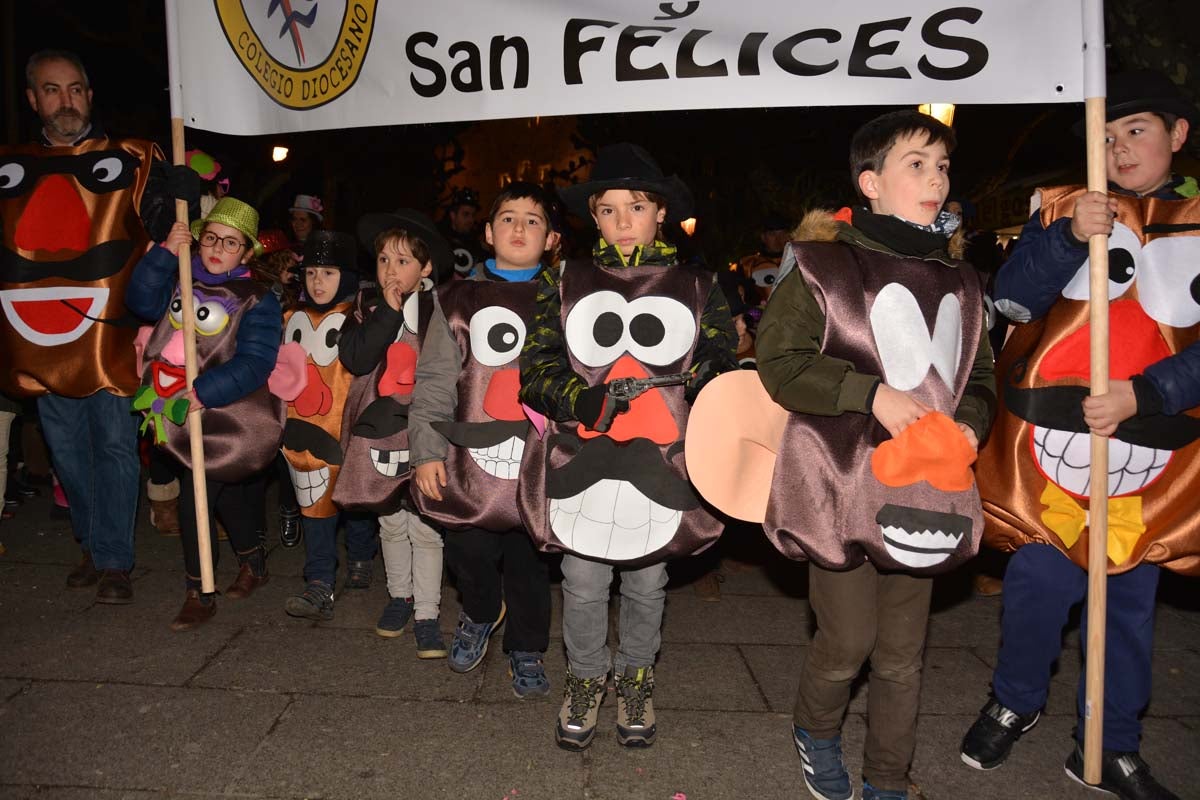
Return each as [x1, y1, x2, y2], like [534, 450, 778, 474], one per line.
[356, 208, 453, 285]
[302, 231, 359, 272]
[559, 143, 694, 223]
[1073, 70, 1197, 136]
[447, 187, 480, 211]
[760, 211, 792, 232]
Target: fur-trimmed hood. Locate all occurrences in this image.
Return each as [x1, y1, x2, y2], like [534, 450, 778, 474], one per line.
[790, 208, 966, 260]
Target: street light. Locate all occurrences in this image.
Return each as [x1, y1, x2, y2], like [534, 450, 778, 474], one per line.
[680, 217, 697, 237]
[272, 146, 289, 162]
[918, 103, 956, 126]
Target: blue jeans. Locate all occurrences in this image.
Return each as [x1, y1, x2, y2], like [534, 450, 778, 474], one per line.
[39, 391, 139, 571]
[561, 554, 667, 679]
[302, 512, 378, 586]
[993, 544, 1159, 752]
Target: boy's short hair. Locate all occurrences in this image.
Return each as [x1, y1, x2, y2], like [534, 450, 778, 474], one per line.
[489, 181, 558, 231]
[586, 189, 668, 216]
[374, 228, 431, 266]
[849, 110, 957, 203]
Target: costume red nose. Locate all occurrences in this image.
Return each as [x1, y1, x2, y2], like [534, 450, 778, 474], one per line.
[292, 362, 333, 418]
[579, 353, 678, 445]
[379, 342, 417, 398]
[16, 175, 91, 254]
[483, 368, 525, 421]
[1039, 299, 1172, 382]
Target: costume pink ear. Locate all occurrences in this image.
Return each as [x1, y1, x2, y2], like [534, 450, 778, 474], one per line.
[133, 326, 153, 376]
[268, 341, 309, 401]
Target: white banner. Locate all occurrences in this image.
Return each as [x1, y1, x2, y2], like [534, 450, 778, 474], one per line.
[172, 0, 1088, 136]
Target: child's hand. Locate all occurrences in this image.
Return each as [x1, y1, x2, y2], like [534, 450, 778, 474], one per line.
[956, 421, 979, 452]
[1082, 379, 1137, 437]
[381, 280, 404, 312]
[163, 221, 193, 257]
[179, 388, 205, 411]
[1069, 192, 1118, 242]
[414, 461, 447, 501]
[871, 384, 929, 439]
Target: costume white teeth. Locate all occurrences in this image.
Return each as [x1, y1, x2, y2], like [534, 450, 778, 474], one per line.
[549, 478, 681, 560]
[879, 525, 964, 569]
[1033, 426, 1171, 497]
[287, 463, 330, 507]
[467, 435, 525, 480]
[369, 447, 410, 478]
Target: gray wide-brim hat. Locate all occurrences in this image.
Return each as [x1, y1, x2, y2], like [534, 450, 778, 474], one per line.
[356, 208, 453, 284]
[559, 142, 694, 223]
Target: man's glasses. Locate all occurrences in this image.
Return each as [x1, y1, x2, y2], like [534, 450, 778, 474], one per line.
[198, 231, 246, 254]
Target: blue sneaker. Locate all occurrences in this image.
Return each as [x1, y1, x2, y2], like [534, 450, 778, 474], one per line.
[508, 650, 550, 698]
[792, 724, 853, 800]
[448, 603, 506, 673]
[862, 781, 907, 800]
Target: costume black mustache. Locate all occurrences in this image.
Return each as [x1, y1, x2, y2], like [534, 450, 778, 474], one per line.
[544, 434, 699, 511]
[352, 396, 409, 439]
[1005, 384, 1200, 450]
[0, 239, 132, 283]
[282, 418, 344, 465]
[432, 418, 528, 448]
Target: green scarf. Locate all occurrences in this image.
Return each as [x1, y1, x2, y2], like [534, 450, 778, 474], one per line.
[593, 238, 678, 268]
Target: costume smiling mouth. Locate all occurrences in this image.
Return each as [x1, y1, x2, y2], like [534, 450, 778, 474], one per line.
[1032, 425, 1170, 497]
[876, 504, 970, 569]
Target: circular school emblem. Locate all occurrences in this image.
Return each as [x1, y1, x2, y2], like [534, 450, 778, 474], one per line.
[214, 0, 377, 110]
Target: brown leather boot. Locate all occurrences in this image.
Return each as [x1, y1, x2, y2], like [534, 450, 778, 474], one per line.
[147, 479, 181, 536]
[96, 569, 133, 604]
[170, 590, 216, 631]
[973, 574, 1004, 596]
[66, 551, 101, 588]
[224, 562, 269, 599]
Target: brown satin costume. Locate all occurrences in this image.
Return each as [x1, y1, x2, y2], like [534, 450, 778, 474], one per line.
[412, 280, 534, 531]
[518, 261, 723, 567]
[0, 139, 157, 398]
[138, 280, 285, 482]
[762, 242, 986, 575]
[281, 302, 355, 518]
[333, 289, 432, 515]
[978, 187, 1200, 575]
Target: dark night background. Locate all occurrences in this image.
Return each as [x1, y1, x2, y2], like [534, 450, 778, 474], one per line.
[4, 0, 1198, 267]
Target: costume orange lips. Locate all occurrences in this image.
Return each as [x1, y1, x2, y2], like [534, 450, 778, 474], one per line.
[151, 362, 187, 397]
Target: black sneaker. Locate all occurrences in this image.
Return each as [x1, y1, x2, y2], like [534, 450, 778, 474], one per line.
[279, 506, 302, 548]
[345, 559, 373, 590]
[375, 596, 414, 638]
[1065, 742, 1181, 800]
[284, 580, 334, 621]
[960, 696, 1040, 770]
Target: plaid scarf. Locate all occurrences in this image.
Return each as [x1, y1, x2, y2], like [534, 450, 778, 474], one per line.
[593, 238, 678, 268]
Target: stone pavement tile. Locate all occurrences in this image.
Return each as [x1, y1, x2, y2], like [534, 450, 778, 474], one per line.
[1139, 718, 1200, 799]
[585, 709, 822, 800]
[0, 682, 287, 793]
[925, 594, 1004, 649]
[652, 643, 769, 712]
[0, 679, 29, 702]
[739, 644, 803, 714]
[190, 620, 477, 700]
[661, 594, 811, 645]
[0, 561, 105, 616]
[238, 695, 586, 799]
[920, 648, 998, 715]
[1154, 604, 1200, 649]
[1, 790, 210, 800]
[0, 608, 236, 686]
[1149, 648, 1200, 718]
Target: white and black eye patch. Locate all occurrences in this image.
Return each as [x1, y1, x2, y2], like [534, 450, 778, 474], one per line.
[1062, 222, 1140, 303]
[565, 291, 697, 368]
[1133, 228, 1200, 328]
[468, 304, 526, 367]
[869, 284, 962, 392]
[284, 311, 345, 366]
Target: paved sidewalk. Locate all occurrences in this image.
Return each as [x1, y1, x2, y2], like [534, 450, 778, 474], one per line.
[1, 493, 1197, 799]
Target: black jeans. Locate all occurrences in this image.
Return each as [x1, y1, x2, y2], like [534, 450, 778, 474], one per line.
[444, 527, 551, 653]
[176, 464, 267, 585]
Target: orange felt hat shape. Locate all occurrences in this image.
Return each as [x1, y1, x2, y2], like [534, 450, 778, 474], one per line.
[870, 411, 976, 492]
[684, 369, 788, 522]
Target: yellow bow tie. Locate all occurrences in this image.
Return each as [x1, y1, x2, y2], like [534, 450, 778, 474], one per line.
[1039, 482, 1146, 565]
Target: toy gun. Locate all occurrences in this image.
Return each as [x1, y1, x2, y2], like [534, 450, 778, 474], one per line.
[594, 370, 694, 433]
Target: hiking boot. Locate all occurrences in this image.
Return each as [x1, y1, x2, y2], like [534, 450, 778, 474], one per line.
[555, 670, 607, 751]
[448, 603, 506, 673]
[615, 664, 657, 747]
[147, 479, 181, 536]
[345, 559, 373, 590]
[414, 618, 447, 659]
[1065, 742, 1181, 800]
[960, 696, 1041, 770]
[863, 781, 908, 799]
[375, 596, 414, 638]
[279, 505, 302, 548]
[508, 650, 550, 699]
[284, 581, 334, 621]
[793, 725, 852, 800]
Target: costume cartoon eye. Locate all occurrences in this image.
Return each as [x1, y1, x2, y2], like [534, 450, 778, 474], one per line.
[870, 284, 962, 392]
[91, 157, 125, 183]
[419, 276, 434, 292]
[469, 305, 526, 367]
[752, 267, 780, 288]
[0, 161, 26, 193]
[1135, 235, 1200, 327]
[284, 311, 344, 366]
[1061, 222, 1139, 302]
[74, 151, 139, 193]
[194, 301, 230, 336]
[168, 295, 185, 329]
[453, 247, 474, 275]
[565, 291, 697, 368]
[400, 291, 420, 340]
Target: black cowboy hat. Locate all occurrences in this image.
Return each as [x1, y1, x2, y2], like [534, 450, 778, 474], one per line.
[1072, 70, 1197, 136]
[559, 143, 694, 223]
[302, 231, 360, 272]
[356, 208, 454, 284]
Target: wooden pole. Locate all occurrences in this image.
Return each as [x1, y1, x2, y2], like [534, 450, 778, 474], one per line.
[165, 1, 215, 595]
[1083, 93, 1110, 784]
